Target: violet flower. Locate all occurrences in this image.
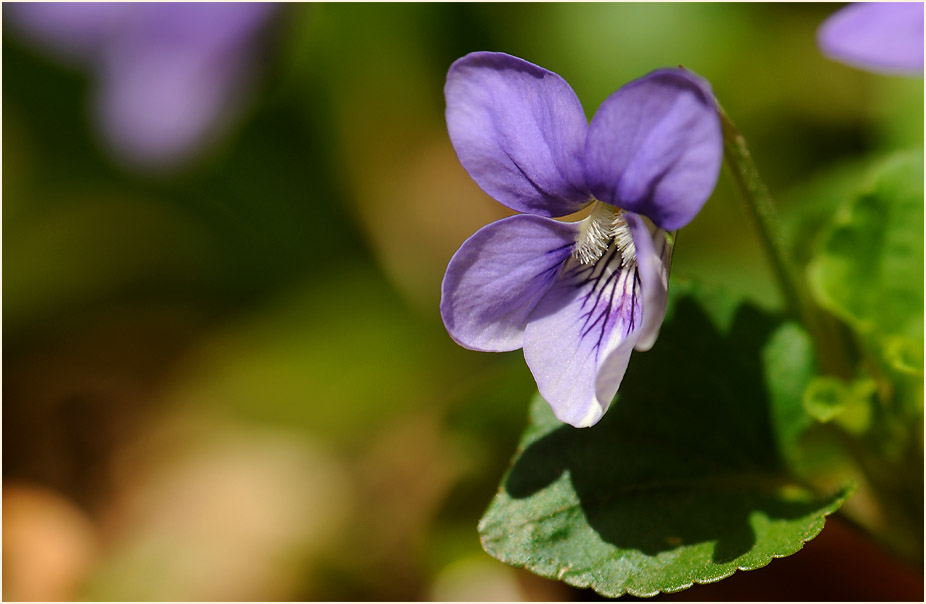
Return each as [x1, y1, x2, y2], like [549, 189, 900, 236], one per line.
[440, 52, 723, 428]
[818, 2, 924, 76]
[7, 2, 276, 171]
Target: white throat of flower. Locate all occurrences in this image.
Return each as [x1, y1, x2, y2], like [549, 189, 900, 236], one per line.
[573, 201, 636, 266]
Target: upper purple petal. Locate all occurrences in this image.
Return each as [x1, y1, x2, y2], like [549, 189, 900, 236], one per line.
[818, 2, 924, 76]
[440, 214, 578, 352]
[625, 213, 673, 352]
[523, 240, 642, 427]
[445, 52, 592, 217]
[584, 68, 723, 231]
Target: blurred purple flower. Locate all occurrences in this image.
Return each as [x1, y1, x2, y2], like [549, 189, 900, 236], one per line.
[440, 52, 722, 427]
[818, 2, 924, 76]
[8, 2, 276, 171]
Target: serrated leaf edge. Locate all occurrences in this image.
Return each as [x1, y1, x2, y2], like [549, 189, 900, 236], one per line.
[480, 483, 856, 598]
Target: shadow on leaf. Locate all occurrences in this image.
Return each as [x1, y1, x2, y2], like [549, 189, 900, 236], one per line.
[504, 294, 826, 564]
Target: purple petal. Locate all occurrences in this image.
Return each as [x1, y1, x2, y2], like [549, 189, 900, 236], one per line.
[95, 43, 243, 168]
[5, 3, 132, 63]
[625, 213, 673, 351]
[818, 2, 924, 76]
[121, 3, 276, 51]
[585, 68, 722, 231]
[523, 243, 642, 427]
[445, 52, 592, 217]
[94, 3, 275, 168]
[441, 214, 578, 352]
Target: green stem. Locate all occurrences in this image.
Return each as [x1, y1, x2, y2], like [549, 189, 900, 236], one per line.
[719, 108, 800, 314]
[718, 107, 853, 379]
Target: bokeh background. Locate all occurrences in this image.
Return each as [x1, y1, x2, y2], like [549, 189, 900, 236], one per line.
[3, 3, 923, 601]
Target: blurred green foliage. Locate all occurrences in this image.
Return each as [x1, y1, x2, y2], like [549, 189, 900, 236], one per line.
[808, 150, 924, 370]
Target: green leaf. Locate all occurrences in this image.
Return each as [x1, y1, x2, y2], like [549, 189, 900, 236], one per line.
[478, 282, 852, 597]
[781, 157, 870, 266]
[762, 321, 817, 465]
[807, 149, 925, 374]
[802, 376, 876, 432]
[882, 334, 925, 378]
[802, 377, 850, 423]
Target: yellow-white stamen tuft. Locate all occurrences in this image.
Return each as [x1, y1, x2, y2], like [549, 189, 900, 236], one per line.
[573, 201, 636, 266]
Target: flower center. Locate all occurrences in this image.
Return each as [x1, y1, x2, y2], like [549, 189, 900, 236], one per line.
[573, 201, 636, 266]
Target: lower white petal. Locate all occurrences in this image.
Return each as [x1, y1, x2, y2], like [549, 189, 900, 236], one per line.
[523, 244, 642, 428]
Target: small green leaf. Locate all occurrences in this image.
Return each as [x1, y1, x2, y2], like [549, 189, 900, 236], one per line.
[807, 149, 924, 372]
[883, 335, 925, 377]
[802, 377, 849, 423]
[762, 321, 816, 465]
[479, 282, 851, 597]
[802, 376, 876, 432]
